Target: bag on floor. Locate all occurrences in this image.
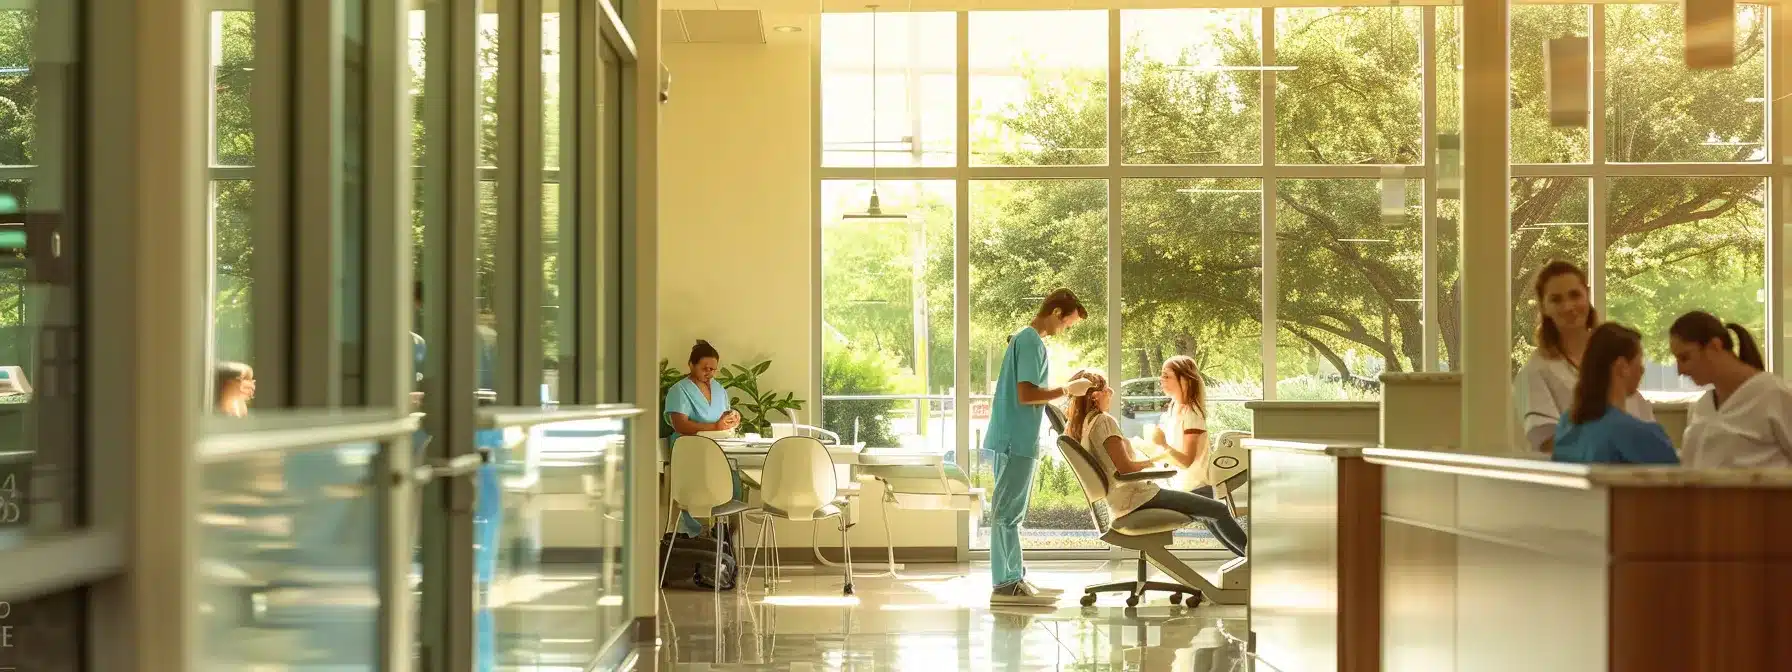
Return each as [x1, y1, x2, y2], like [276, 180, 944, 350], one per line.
[658, 533, 738, 591]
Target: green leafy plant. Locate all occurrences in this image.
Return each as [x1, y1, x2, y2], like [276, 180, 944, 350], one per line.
[717, 361, 805, 436]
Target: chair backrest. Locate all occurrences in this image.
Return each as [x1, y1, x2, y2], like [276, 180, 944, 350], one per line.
[668, 435, 735, 513]
[760, 436, 838, 520]
[1055, 434, 1110, 505]
[1208, 430, 1251, 503]
[1045, 403, 1068, 435]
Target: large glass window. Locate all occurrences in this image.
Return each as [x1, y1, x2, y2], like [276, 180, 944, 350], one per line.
[1274, 7, 1422, 165]
[1121, 10, 1262, 166]
[1276, 179, 1422, 397]
[968, 11, 1107, 166]
[817, 5, 1780, 553]
[1605, 177, 1765, 393]
[820, 12, 954, 168]
[209, 10, 256, 369]
[819, 180, 955, 452]
[1605, 3, 1766, 163]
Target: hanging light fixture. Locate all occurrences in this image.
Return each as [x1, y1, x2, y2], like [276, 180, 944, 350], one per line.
[844, 4, 909, 221]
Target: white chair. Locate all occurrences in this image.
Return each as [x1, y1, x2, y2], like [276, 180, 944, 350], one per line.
[662, 436, 755, 597]
[1055, 435, 1247, 608]
[757, 436, 857, 595]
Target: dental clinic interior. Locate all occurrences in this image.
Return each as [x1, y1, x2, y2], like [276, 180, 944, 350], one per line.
[2, 0, 1791, 669]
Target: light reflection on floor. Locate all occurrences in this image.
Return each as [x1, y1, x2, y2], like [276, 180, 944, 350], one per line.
[648, 560, 1250, 671]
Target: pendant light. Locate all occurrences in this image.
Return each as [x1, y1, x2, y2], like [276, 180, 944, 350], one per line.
[844, 4, 909, 221]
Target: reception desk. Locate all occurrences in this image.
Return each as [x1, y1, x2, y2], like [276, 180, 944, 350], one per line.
[1366, 448, 1792, 671]
[1243, 439, 1383, 672]
[1246, 401, 1381, 444]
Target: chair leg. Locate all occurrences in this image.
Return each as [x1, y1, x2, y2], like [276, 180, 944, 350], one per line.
[838, 516, 855, 596]
[659, 504, 681, 592]
[714, 526, 725, 600]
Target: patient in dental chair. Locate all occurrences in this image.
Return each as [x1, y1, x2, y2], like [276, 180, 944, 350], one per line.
[1065, 368, 1248, 557]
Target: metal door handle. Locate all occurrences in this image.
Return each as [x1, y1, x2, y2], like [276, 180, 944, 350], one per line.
[409, 448, 492, 484]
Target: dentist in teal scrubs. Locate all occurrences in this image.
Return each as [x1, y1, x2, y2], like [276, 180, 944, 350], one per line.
[664, 340, 742, 537]
[1553, 322, 1679, 465]
[985, 289, 1091, 606]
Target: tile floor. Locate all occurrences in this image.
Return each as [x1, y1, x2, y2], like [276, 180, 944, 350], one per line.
[644, 560, 1252, 671]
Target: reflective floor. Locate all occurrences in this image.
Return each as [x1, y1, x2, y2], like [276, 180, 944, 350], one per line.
[645, 560, 1251, 671]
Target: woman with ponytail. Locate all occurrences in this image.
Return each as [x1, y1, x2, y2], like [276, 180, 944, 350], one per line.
[1514, 261, 1656, 455]
[1552, 323, 1678, 465]
[1669, 312, 1792, 467]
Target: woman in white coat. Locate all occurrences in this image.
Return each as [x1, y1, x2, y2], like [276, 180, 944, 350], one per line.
[1514, 261, 1654, 455]
[1669, 311, 1792, 468]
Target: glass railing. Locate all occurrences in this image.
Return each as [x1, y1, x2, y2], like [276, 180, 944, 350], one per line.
[195, 411, 419, 668]
[475, 404, 640, 669]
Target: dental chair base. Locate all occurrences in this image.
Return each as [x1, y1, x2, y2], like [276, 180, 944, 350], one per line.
[1077, 529, 1248, 608]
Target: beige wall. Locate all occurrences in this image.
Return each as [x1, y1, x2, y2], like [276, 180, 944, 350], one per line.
[658, 32, 814, 400]
[649, 25, 960, 552]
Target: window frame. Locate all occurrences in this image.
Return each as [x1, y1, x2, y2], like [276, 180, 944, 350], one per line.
[813, 3, 1792, 557]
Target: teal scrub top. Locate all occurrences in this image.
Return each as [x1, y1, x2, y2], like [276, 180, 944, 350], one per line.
[664, 377, 730, 442]
[1553, 406, 1679, 465]
[983, 326, 1049, 457]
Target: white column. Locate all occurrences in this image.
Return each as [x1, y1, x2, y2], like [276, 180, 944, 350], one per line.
[1460, 0, 1512, 455]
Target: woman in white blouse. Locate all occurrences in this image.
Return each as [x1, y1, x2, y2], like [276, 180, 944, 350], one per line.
[1067, 368, 1247, 557]
[1150, 356, 1219, 494]
[1669, 311, 1792, 468]
[1514, 261, 1654, 455]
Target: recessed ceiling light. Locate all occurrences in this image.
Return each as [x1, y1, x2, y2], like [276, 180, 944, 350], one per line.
[773, 25, 802, 33]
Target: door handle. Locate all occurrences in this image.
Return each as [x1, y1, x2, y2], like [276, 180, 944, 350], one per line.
[409, 448, 492, 485]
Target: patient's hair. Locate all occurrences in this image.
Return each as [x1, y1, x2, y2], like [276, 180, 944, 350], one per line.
[688, 339, 720, 365]
[1036, 288, 1088, 320]
[1669, 311, 1763, 371]
[1064, 368, 1107, 441]
[1570, 322, 1642, 424]
[1162, 355, 1207, 419]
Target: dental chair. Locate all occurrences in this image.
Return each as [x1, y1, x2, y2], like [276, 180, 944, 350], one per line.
[1056, 434, 1248, 608]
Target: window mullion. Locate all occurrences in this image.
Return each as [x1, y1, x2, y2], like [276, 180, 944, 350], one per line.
[252, 0, 294, 408]
[518, 0, 545, 403]
[1590, 4, 1609, 315]
[1422, 6, 1440, 372]
[1260, 7, 1278, 399]
[1106, 9, 1122, 383]
[290, 0, 345, 407]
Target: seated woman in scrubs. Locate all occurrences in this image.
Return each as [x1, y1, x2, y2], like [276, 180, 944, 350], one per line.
[1515, 261, 1655, 456]
[664, 340, 742, 537]
[1552, 322, 1679, 465]
[1669, 312, 1792, 468]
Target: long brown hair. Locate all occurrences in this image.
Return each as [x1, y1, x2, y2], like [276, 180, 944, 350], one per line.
[1533, 260, 1598, 360]
[1669, 311, 1764, 370]
[1570, 322, 1642, 424]
[1064, 368, 1107, 440]
[1162, 355, 1207, 418]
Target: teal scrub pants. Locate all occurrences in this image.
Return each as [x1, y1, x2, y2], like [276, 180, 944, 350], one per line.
[989, 452, 1038, 588]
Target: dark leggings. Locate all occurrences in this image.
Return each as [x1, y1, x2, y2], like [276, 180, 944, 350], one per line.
[1138, 487, 1248, 557]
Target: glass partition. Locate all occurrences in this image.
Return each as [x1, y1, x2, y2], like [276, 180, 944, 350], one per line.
[195, 414, 417, 667]
[478, 405, 638, 668]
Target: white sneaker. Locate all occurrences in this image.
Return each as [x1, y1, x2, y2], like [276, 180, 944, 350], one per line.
[1022, 580, 1064, 597]
[991, 582, 1057, 606]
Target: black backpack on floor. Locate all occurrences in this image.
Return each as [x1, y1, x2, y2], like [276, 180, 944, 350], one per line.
[658, 532, 738, 591]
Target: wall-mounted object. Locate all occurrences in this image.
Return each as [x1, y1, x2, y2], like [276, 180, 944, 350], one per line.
[1683, 0, 1736, 70]
[1437, 133, 1461, 199]
[660, 63, 671, 104]
[1544, 36, 1590, 127]
[1380, 165, 1405, 224]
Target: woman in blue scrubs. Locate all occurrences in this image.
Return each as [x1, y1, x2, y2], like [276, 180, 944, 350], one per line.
[664, 340, 741, 537]
[1553, 322, 1679, 465]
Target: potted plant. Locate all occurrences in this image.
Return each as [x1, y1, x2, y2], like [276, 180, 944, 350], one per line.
[717, 361, 805, 436]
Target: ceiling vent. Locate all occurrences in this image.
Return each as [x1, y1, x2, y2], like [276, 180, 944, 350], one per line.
[663, 9, 766, 44]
